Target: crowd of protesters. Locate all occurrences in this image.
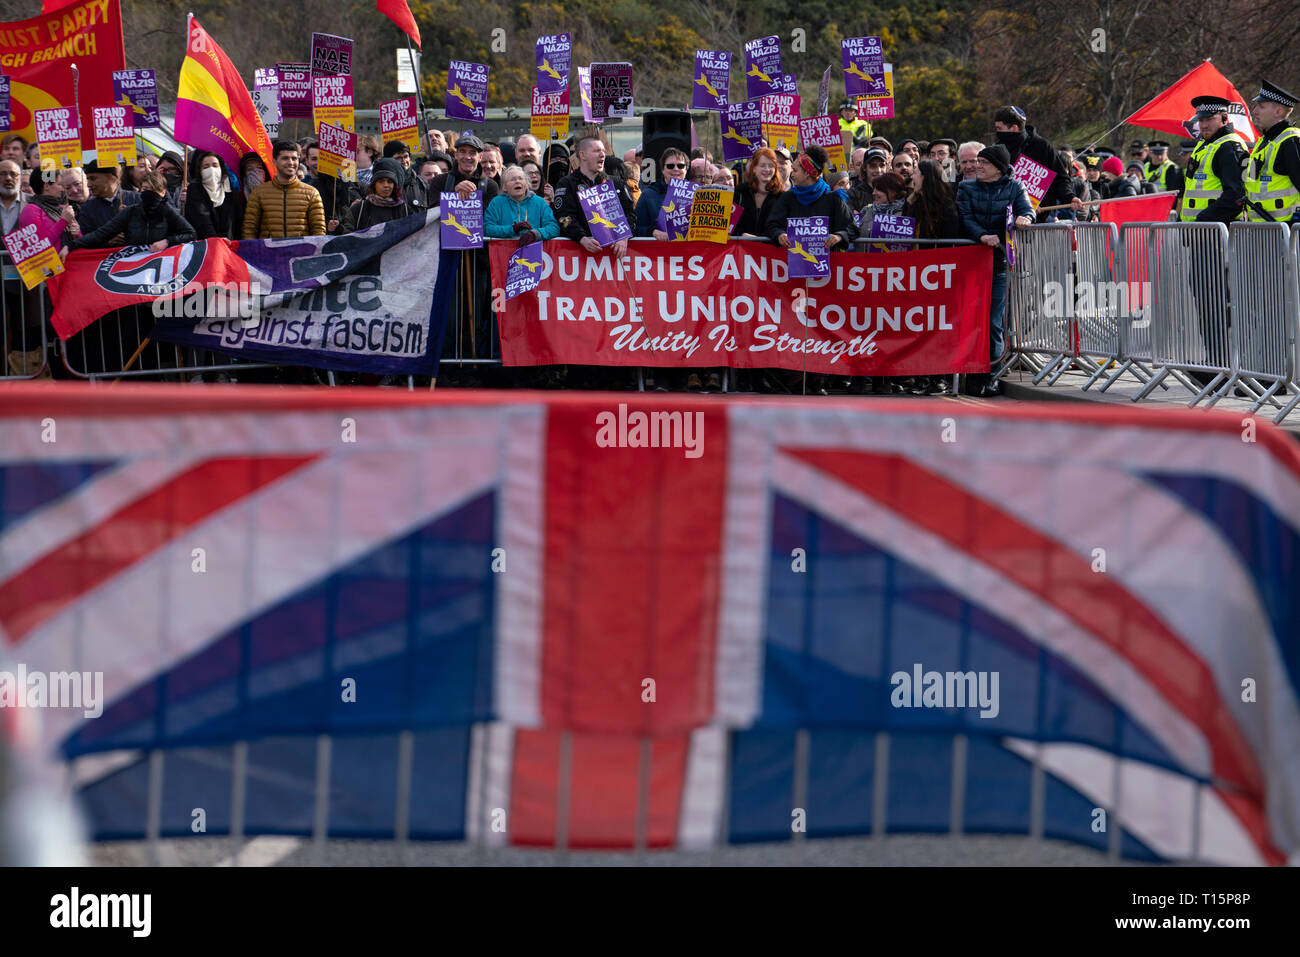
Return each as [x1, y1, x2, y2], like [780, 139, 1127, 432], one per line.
[0, 97, 1233, 390]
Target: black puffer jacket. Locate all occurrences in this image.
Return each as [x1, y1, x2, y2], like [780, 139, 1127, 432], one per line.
[73, 193, 196, 249]
[996, 125, 1075, 216]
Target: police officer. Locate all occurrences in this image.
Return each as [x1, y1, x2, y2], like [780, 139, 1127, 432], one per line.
[837, 99, 872, 148]
[1128, 139, 1150, 175]
[1179, 96, 1248, 223]
[1244, 80, 1300, 223]
[1178, 96, 1249, 387]
[1145, 141, 1184, 192]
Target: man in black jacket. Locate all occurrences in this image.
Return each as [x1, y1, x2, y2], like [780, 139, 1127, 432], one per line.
[427, 134, 499, 207]
[992, 105, 1076, 221]
[764, 145, 857, 250]
[77, 159, 140, 236]
[552, 134, 634, 257]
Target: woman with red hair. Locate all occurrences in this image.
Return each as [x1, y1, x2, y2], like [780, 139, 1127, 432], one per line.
[734, 147, 785, 237]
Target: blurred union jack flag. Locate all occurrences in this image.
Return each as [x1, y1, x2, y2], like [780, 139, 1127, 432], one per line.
[1, 385, 1297, 864]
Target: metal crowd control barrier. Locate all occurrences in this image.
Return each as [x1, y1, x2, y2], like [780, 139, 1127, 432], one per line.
[1, 252, 50, 380]
[1068, 222, 1123, 388]
[1277, 226, 1300, 424]
[1005, 223, 1073, 382]
[1098, 224, 1167, 394]
[1133, 222, 1232, 405]
[1226, 222, 1296, 415]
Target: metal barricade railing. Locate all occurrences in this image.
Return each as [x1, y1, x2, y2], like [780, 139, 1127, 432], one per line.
[1, 252, 51, 380]
[1276, 226, 1300, 424]
[1097, 223, 1167, 394]
[1070, 221, 1123, 388]
[1132, 221, 1232, 405]
[1005, 223, 1074, 381]
[1225, 222, 1296, 415]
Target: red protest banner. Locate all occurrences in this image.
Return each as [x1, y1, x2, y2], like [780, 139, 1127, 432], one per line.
[0, 0, 125, 148]
[488, 240, 992, 375]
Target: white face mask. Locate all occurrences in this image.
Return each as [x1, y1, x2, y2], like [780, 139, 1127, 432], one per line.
[201, 166, 222, 188]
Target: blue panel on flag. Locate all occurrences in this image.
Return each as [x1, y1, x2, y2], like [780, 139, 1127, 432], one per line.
[886, 732, 953, 832]
[807, 730, 875, 838]
[963, 736, 1033, 834]
[1146, 472, 1300, 695]
[726, 729, 795, 843]
[0, 460, 119, 533]
[245, 736, 318, 836]
[63, 491, 498, 756]
[409, 728, 473, 840]
[77, 754, 151, 841]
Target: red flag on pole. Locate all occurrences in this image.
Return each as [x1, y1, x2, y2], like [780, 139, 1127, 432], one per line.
[377, 0, 421, 49]
[1126, 61, 1258, 142]
[1099, 192, 1178, 226]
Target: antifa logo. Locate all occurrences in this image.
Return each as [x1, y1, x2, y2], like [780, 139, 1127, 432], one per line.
[94, 244, 207, 296]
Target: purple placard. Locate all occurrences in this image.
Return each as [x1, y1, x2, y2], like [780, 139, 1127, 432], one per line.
[842, 36, 886, 97]
[721, 100, 761, 163]
[277, 62, 312, 119]
[440, 191, 484, 249]
[311, 33, 353, 76]
[506, 242, 546, 299]
[578, 181, 632, 245]
[536, 34, 571, 94]
[869, 212, 916, 253]
[1005, 204, 1016, 266]
[111, 69, 159, 129]
[787, 216, 829, 277]
[577, 66, 600, 124]
[589, 63, 634, 119]
[744, 35, 782, 100]
[446, 60, 488, 122]
[0, 78, 9, 134]
[692, 50, 731, 111]
[656, 178, 698, 238]
[818, 65, 832, 116]
[772, 73, 797, 96]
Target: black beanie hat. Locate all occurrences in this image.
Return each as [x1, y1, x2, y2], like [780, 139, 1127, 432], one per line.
[978, 144, 1011, 174]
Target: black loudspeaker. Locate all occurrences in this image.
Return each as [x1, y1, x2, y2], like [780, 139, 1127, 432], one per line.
[640, 110, 692, 183]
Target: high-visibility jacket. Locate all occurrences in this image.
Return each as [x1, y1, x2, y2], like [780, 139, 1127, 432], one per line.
[1179, 131, 1247, 221]
[1244, 125, 1300, 222]
[1147, 159, 1177, 189]
[838, 115, 871, 142]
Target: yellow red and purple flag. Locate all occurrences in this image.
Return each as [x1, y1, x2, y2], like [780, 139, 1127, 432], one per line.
[175, 14, 273, 173]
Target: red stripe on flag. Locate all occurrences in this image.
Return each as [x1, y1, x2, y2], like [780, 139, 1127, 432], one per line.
[0, 455, 316, 644]
[538, 402, 728, 734]
[784, 447, 1283, 865]
[510, 729, 689, 848]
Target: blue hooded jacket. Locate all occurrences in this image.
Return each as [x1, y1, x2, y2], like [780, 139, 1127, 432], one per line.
[484, 190, 560, 239]
[956, 174, 1033, 270]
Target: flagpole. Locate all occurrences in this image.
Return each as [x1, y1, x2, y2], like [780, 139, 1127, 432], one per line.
[404, 34, 429, 154]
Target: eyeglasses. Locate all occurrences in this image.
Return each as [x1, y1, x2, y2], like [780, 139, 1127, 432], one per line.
[663, 163, 686, 170]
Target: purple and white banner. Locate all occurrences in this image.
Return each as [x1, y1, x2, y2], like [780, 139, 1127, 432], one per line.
[536, 34, 571, 94]
[577, 66, 600, 124]
[578, 181, 632, 245]
[440, 191, 484, 249]
[656, 178, 698, 239]
[721, 100, 761, 163]
[0, 78, 9, 134]
[311, 32, 353, 76]
[589, 62, 634, 119]
[869, 212, 917, 253]
[787, 216, 829, 277]
[744, 35, 782, 100]
[505, 241, 545, 299]
[111, 69, 159, 129]
[772, 73, 797, 96]
[151, 213, 450, 375]
[253, 69, 281, 137]
[842, 36, 886, 97]
[692, 50, 731, 111]
[446, 60, 488, 122]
